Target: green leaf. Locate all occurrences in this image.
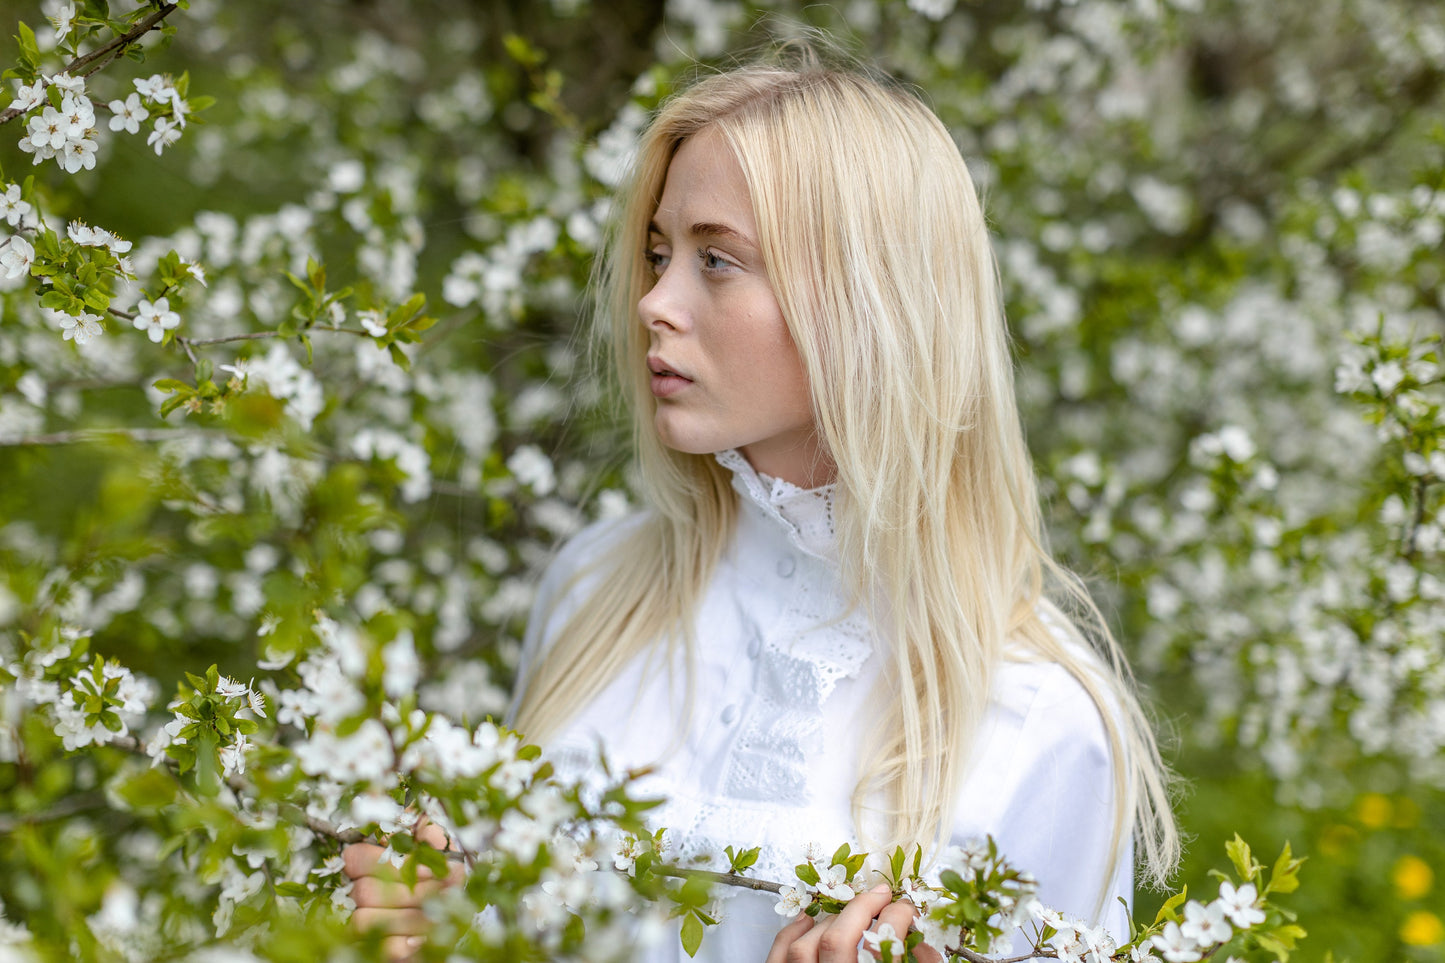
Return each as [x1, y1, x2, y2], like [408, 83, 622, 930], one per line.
[677, 874, 710, 909]
[1153, 886, 1188, 925]
[194, 728, 220, 795]
[939, 869, 966, 895]
[307, 257, 325, 291]
[795, 863, 820, 886]
[680, 912, 704, 958]
[415, 841, 449, 881]
[830, 843, 851, 867]
[387, 293, 425, 328]
[1226, 834, 1256, 882]
[388, 343, 411, 371]
[1266, 842, 1305, 895]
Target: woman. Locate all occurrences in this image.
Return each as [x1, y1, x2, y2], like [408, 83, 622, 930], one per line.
[350, 52, 1178, 962]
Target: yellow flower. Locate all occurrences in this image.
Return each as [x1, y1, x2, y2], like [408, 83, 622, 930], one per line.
[1355, 793, 1392, 829]
[1400, 911, 1444, 946]
[1317, 824, 1358, 857]
[1393, 855, 1434, 900]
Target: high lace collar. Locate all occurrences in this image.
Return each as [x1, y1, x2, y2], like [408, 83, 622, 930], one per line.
[713, 449, 837, 561]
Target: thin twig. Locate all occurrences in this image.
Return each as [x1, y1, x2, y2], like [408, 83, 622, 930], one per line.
[0, 4, 180, 126]
[177, 328, 372, 349]
[0, 427, 217, 447]
[0, 792, 108, 832]
[654, 864, 783, 894]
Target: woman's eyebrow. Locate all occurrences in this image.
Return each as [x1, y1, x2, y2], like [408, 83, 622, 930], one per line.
[690, 221, 756, 247]
[646, 219, 755, 248]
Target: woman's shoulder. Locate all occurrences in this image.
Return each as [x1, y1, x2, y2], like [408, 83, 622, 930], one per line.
[994, 611, 1115, 743]
[534, 507, 652, 598]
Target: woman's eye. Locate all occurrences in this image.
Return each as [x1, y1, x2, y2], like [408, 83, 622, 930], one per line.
[696, 248, 732, 272]
[643, 248, 669, 274]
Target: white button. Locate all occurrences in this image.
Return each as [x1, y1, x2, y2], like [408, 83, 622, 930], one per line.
[747, 634, 762, 659]
[720, 704, 738, 725]
[776, 555, 796, 577]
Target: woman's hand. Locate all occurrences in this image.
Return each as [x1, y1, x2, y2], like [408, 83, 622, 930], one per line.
[342, 821, 465, 961]
[764, 884, 942, 963]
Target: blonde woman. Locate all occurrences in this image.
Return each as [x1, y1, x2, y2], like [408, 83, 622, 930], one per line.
[348, 52, 1178, 962]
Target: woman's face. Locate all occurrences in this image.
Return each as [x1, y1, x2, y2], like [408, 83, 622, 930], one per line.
[639, 127, 830, 488]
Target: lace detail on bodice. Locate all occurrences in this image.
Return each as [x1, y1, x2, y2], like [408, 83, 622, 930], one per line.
[713, 448, 837, 561]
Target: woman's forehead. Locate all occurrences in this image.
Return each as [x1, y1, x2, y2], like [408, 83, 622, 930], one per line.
[648, 128, 758, 242]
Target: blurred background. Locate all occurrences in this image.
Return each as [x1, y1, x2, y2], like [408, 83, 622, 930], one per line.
[1, 0, 1442, 958]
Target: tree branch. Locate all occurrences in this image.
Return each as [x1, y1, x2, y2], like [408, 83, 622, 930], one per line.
[0, 427, 218, 447]
[177, 328, 372, 349]
[0, 792, 108, 832]
[0, 4, 181, 126]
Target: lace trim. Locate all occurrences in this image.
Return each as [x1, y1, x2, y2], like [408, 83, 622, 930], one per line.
[714, 449, 836, 561]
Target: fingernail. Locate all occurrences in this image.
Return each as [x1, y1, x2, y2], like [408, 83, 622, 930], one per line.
[871, 883, 891, 894]
[406, 936, 424, 948]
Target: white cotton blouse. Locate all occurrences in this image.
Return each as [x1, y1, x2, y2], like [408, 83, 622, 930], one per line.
[511, 450, 1132, 962]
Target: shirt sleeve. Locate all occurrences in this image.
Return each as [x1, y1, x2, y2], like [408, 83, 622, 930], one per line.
[505, 511, 646, 726]
[960, 658, 1134, 951]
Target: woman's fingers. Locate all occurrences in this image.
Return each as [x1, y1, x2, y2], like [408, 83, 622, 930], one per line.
[379, 934, 425, 962]
[764, 912, 815, 963]
[351, 906, 431, 936]
[784, 885, 897, 963]
[352, 875, 446, 909]
[863, 899, 924, 962]
[342, 842, 465, 885]
[413, 815, 451, 851]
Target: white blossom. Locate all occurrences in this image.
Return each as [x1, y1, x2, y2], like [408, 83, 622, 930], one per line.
[1150, 921, 1201, 963]
[219, 732, 250, 777]
[1214, 881, 1265, 928]
[60, 134, 98, 173]
[773, 885, 812, 917]
[133, 297, 181, 342]
[906, 0, 957, 18]
[58, 311, 104, 345]
[146, 117, 181, 155]
[0, 186, 32, 227]
[1179, 899, 1232, 945]
[507, 444, 555, 495]
[0, 237, 35, 279]
[814, 863, 856, 902]
[8, 79, 44, 113]
[47, 3, 77, 42]
[860, 922, 904, 961]
[107, 93, 149, 134]
[214, 675, 249, 699]
[381, 630, 419, 698]
[134, 74, 176, 102]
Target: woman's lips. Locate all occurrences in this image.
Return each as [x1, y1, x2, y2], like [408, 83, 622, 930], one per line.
[650, 371, 692, 398]
[647, 357, 693, 398]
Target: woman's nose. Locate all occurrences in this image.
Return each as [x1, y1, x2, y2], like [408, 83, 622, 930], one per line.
[638, 268, 688, 333]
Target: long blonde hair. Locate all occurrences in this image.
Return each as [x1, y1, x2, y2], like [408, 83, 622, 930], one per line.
[514, 53, 1179, 890]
